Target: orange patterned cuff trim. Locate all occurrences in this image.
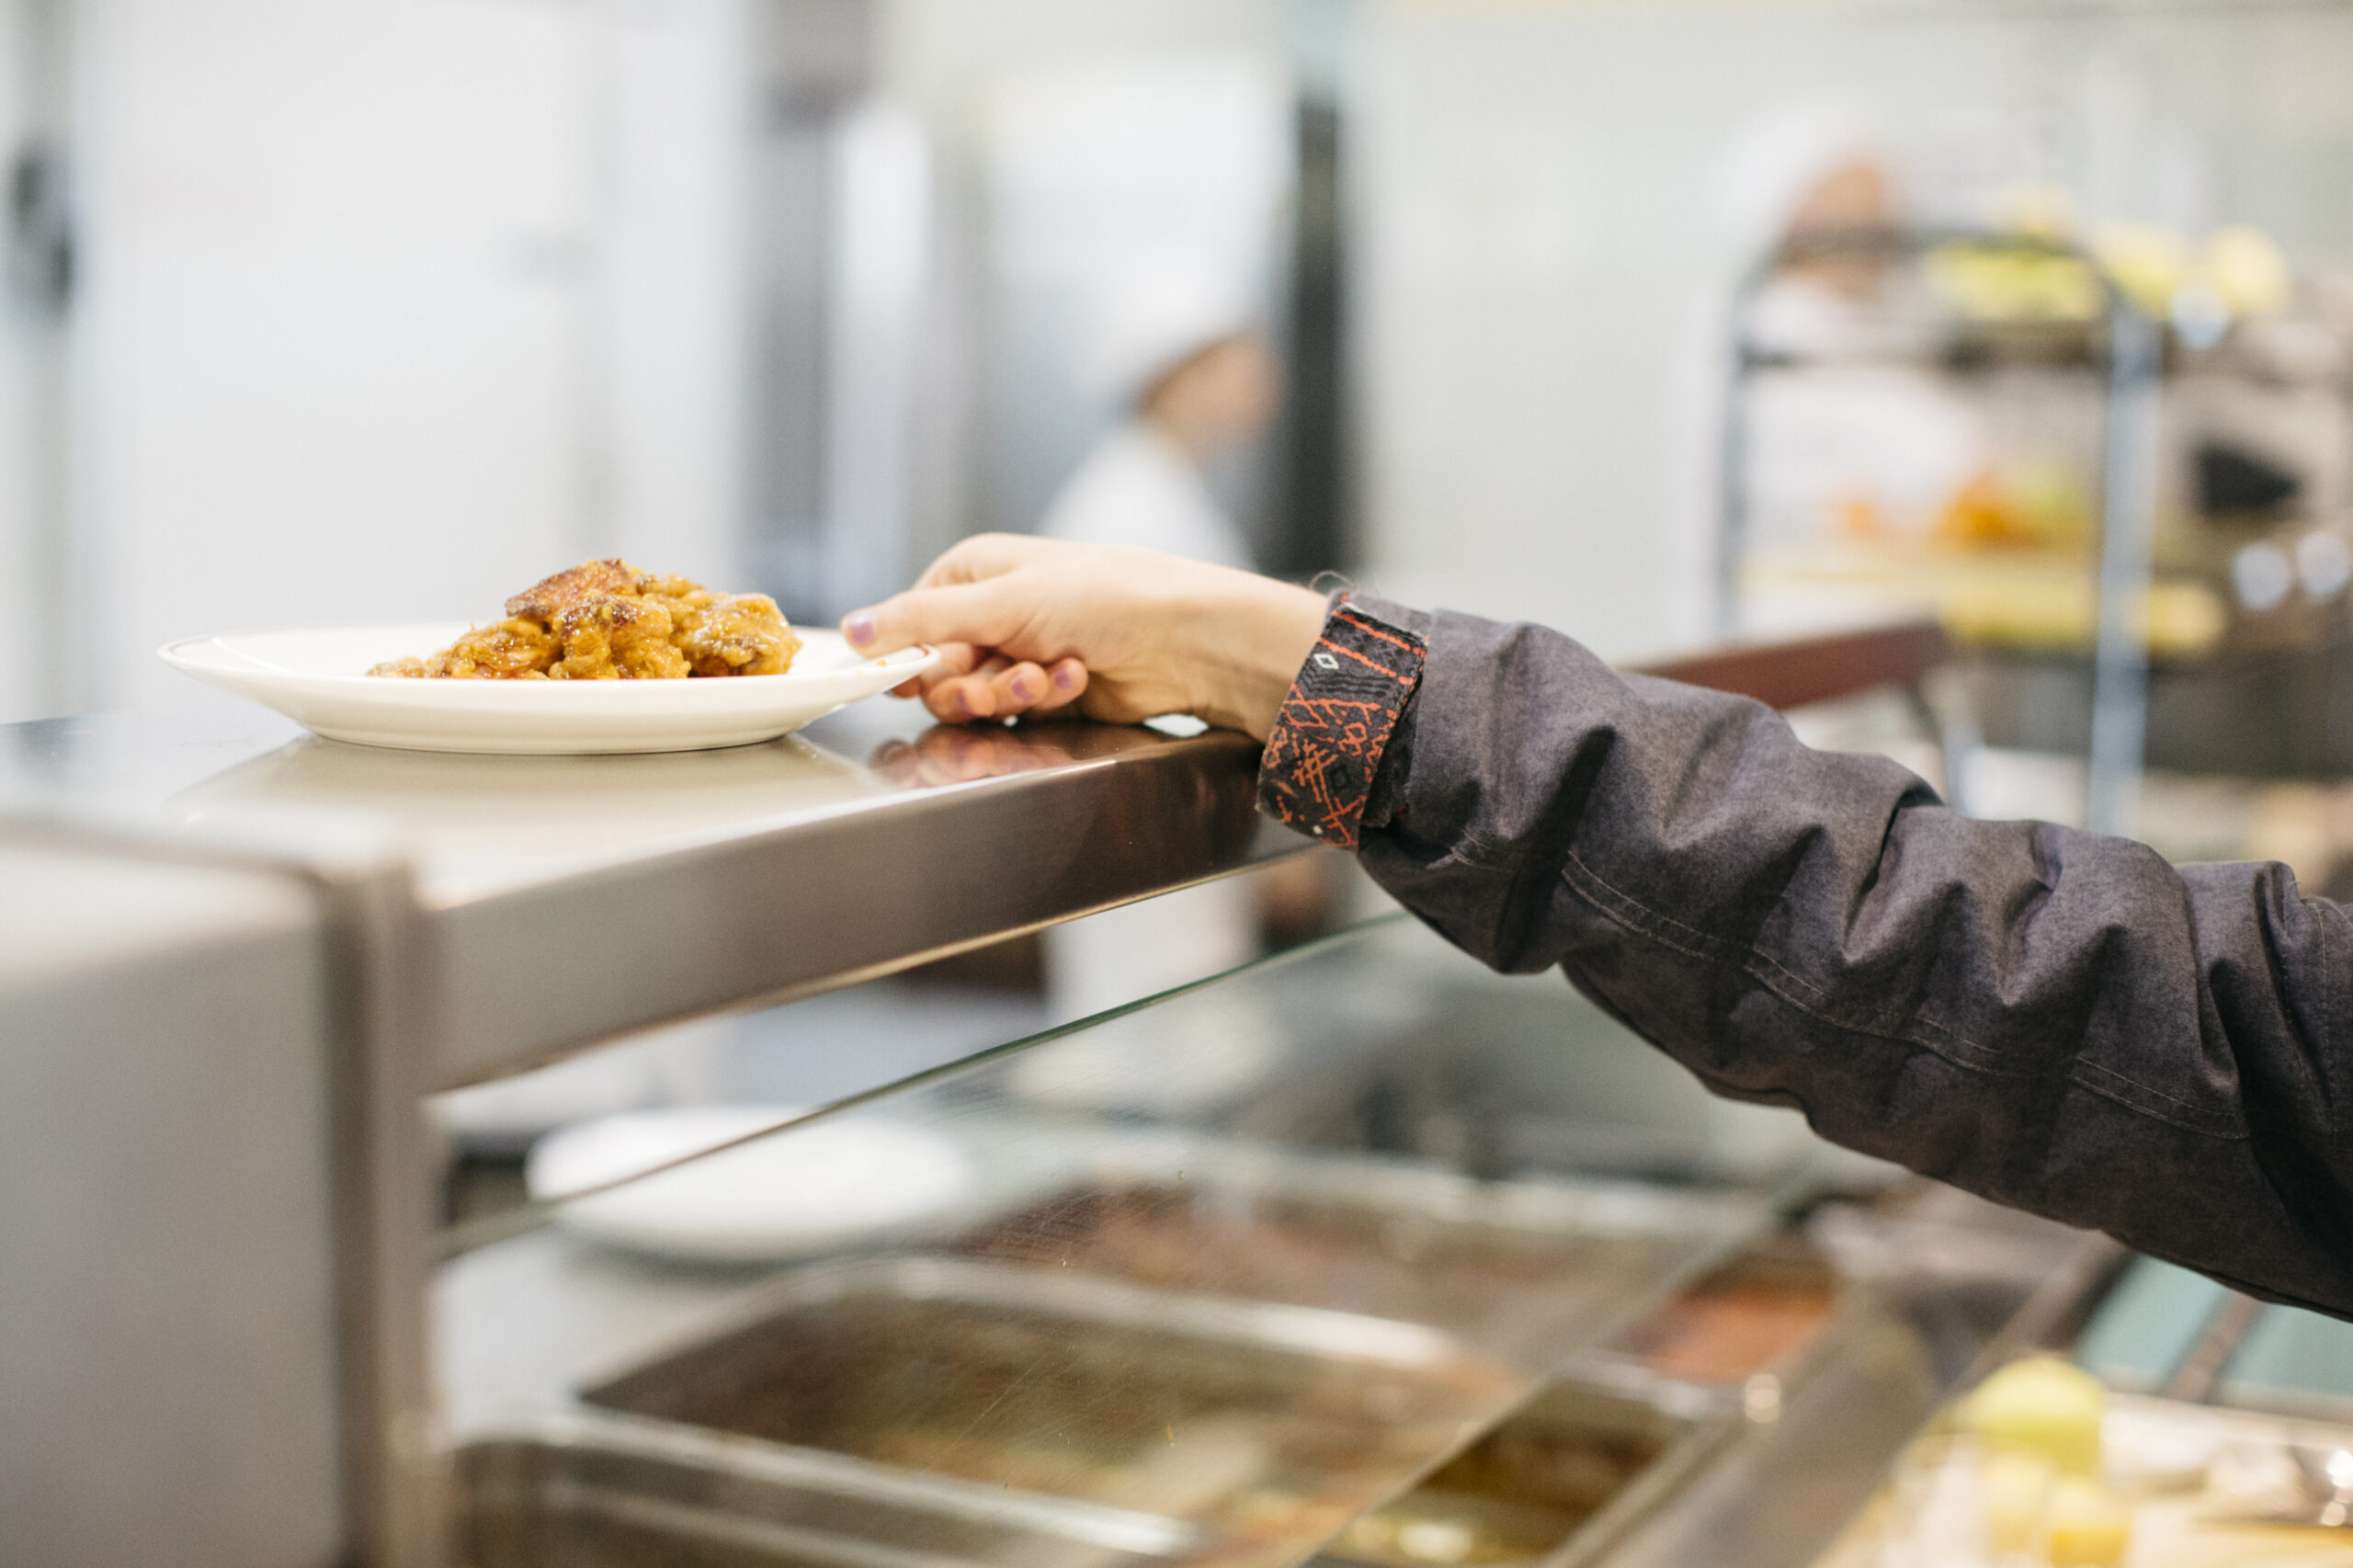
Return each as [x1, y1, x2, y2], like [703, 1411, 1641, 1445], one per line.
[1257, 602, 1427, 850]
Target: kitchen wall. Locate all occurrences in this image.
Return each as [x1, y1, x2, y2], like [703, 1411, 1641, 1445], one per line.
[45, 0, 748, 716]
[0, 0, 63, 723]
[3, 0, 1285, 718]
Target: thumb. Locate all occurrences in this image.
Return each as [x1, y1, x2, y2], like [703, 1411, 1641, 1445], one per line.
[842, 578, 1023, 657]
[912, 531, 1048, 590]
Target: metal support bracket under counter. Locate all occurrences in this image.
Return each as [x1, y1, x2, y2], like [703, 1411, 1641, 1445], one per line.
[0, 695, 1296, 1089]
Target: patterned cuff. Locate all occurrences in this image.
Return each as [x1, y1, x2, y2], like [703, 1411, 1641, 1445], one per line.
[1256, 600, 1428, 850]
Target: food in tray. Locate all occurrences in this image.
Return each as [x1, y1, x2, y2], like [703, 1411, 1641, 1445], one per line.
[1816, 1362, 2353, 1568]
[1324, 1380, 1693, 1566]
[954, 1179, 1682, 1355]
[1329, 1495, 1564, 1567]
[582, 1274, 1515, 1568]
[1967, 1357, 2109, 1475]
[1609, 1247, 1838, 1385]
[369, 558, 801, 680]
[2042, 1475, 2135, 1566]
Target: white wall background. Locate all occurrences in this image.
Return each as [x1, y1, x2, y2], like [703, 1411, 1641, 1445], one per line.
[0, 0, 63, 722]
[57, 0, 748, 715]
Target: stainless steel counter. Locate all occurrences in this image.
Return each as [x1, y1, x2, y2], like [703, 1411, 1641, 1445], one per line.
[0, 620, 1960, 1568]
[1, 695, 1293, 1088]
[2, 618, 1948, 1091]
[1, 696, 1299, 1568]
[0, 841, 346, 1568]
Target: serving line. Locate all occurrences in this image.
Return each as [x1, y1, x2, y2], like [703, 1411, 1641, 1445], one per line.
[0, 617, 1959, 1568]
[3, 616, 1947, 1093]
[1, 694, 1295, 1089]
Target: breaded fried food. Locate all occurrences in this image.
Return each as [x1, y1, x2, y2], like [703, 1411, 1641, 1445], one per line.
[550, 595, 691, 681]
[504, 558, 655, 623]
[672, 591, 801, 676]
[370, 559, 801, 680]
[372, 618, 558, 680]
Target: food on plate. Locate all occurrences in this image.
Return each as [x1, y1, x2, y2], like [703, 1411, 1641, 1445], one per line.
[370, 559, 801, 680]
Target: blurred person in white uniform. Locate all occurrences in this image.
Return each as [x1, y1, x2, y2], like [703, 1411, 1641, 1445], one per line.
[1040, 261, 1281, 569]
[1038, 260, 1287, 1028]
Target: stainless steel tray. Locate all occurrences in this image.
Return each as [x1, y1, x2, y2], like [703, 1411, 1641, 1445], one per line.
[1593, 1222, 2112, 1568]
[945, 1145, 1765, 1372]
[577, 1256, 1526, 1568]
[1299, 1228, 1984, 1568]
[456, 1413, 1190, 1568]
[1310, 1365, 1733, 1568]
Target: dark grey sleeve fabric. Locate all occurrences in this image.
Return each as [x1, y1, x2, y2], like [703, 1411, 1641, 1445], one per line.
[1343, 599, 2353, 1321]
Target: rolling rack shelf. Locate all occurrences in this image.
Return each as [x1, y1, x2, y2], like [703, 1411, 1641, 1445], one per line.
[1718, 226, 2166, 833]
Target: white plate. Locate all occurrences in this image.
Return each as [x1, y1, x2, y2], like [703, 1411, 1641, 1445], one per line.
[158, 623, 936, 754]
[526, 1107, 976, 1264]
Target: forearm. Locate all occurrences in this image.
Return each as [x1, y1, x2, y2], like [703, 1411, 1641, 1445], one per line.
[1260, 599, 2353, 1319]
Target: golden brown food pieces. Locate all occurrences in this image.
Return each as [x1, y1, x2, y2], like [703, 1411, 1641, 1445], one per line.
[504, 558, 656, 624]
[370, 619, 558, 680]
[371, 559, 801, 680]
[551, 595, 692, 681]
[674, 592, 798, 677]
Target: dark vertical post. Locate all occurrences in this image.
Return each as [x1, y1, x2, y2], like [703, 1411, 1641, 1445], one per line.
[1274, 93, 1352, 577]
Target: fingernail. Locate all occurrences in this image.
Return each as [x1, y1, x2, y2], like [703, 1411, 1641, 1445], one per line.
[1052, 664, 1079, 691]
[955, 687, 980, 718]
[844, 612, 875, 648]
[1008, 675, 1036, 702]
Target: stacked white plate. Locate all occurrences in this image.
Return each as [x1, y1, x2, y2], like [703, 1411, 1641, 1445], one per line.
[525, 1106, 976, 1264]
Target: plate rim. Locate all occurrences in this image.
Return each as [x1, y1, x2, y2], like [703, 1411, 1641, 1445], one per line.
[157, 621, 935, 691]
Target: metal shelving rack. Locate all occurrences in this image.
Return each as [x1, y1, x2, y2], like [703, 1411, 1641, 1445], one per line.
[1716, 228, 2166, 834]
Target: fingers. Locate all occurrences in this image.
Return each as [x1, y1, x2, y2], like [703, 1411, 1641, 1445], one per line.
[850, 536, 1098, 722]
[995, 661, 1051, 713]
[887, 642, 977, 701]
[1034, 657, 1088, 712]
[849, 534, 1069, 653]
[843, 578, 1020, 659]
[921, 653, 1005, 723]
[914, 655, 1090, 725]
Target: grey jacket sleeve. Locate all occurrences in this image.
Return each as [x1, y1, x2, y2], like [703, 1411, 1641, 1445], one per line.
[1326, 600, 2353, 1321]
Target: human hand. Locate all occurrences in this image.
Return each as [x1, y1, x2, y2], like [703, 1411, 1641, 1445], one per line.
[840, 535, 1328, 740]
